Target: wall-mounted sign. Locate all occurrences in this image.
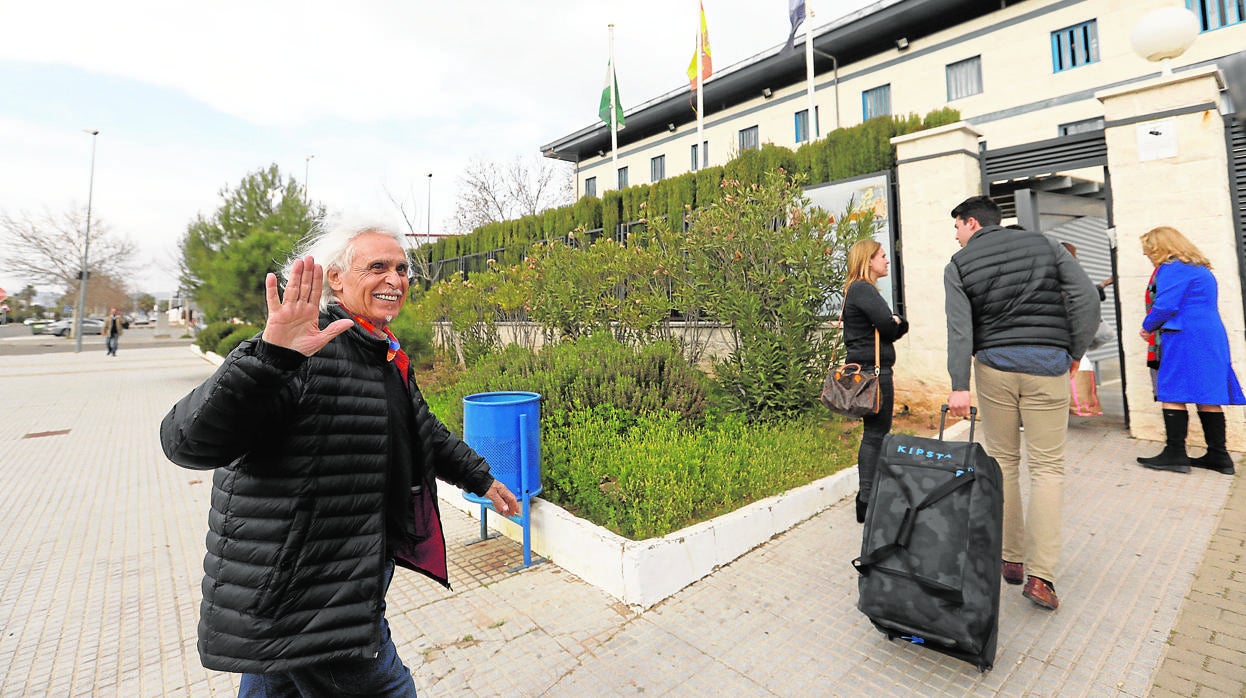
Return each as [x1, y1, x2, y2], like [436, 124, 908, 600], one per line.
[1137, 118, 1177, 161]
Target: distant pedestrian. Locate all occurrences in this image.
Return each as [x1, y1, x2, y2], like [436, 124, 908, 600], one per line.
[1135, 226, 1244, 475]
[101, 308, 124, 356]
[944, 196, 1099, 611]
[840, 239, 908, 523]
[160, 221, 518, 696]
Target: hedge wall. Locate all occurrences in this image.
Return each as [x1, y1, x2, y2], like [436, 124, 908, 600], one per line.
[425, 108, 960, 265]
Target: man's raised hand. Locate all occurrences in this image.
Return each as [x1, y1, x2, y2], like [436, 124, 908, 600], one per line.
[261, 256, 353, 356]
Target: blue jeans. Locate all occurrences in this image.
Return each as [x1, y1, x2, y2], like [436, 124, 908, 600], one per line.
[105, 335, 119, 355]
[238, 562, 416, 697]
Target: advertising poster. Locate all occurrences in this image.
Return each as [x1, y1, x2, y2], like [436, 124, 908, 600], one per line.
[803, 171, 896, 311]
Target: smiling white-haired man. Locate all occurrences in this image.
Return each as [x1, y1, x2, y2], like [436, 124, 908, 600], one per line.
[161, 221, 518, 696]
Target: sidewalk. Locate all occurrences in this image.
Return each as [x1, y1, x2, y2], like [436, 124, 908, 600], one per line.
[0, 345, 1241, 696]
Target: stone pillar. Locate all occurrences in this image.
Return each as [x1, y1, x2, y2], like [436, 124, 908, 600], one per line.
[1098, 66, 1246, 450]
[890, 122, 984, 405]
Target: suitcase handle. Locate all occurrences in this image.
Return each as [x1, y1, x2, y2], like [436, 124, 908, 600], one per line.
[939, 404, 977, 443]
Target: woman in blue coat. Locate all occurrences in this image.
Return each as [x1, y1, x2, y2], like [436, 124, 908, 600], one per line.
[1136, 226, 1244, 475]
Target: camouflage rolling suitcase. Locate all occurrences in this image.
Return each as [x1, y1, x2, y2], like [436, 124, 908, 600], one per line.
[851, 406, 1002, 672]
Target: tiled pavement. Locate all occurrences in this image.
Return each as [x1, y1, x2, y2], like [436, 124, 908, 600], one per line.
[0, 345, 1242, 696]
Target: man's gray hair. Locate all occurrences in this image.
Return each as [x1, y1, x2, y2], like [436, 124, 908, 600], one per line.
[282, 220, 408, 310]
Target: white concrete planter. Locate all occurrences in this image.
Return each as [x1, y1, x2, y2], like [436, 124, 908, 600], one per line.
[439, 467, 858, 609]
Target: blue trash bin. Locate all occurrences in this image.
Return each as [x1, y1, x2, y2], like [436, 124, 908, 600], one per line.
[462, 391, 544, 568]
[462, 391, 542, 498]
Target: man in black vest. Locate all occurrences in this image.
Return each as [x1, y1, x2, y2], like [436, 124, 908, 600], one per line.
[944, 196, 1099, 612]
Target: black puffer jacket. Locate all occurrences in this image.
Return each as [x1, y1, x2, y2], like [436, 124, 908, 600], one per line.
[160, 306, 495, 673]
[949, 225, 1070, 352]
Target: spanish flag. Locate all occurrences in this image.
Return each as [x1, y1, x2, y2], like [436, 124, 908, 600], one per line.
[686, 1, 712, 91]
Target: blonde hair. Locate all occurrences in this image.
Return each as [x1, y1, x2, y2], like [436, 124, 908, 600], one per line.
[1140, 226, 1211, 269]
[843, 239, 882, 297]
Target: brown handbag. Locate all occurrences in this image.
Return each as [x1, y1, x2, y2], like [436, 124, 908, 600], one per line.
[821, 329, 881, 418]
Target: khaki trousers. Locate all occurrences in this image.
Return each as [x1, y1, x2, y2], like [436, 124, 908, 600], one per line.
[974, 361, 1069, 584]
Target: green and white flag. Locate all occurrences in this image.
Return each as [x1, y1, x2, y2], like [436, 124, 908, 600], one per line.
[598, 59, 625, 129]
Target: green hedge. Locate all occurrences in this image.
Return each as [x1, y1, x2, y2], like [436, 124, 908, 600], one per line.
[537, 405, 856, 539]
[216, 326, 261, 356]
[196, 322, 233, 353]
[424, 108, 959, 265]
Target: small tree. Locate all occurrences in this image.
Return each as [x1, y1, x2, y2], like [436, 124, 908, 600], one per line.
[669, 170, 876, 419]
[179, 164, 320, 325]
[58, 272, 133, 316]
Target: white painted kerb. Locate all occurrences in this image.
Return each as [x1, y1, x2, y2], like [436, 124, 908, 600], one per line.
[439, 469, 860, 609]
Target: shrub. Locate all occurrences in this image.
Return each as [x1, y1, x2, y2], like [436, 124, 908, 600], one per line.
[196, 321, 238, 353]
[215, 325, 260, 356]
[525, 232, 675, 346]
[539, 406, 858, 539]
[423, 333, 712, 435]
[662, 170, 877, 419]
[387, 305, 435, 368]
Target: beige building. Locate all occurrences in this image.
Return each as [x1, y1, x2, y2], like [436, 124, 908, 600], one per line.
[544, 0, 1244, 194]
[544, 0, 1246, 448]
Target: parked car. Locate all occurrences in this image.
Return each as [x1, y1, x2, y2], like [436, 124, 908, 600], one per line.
[38, 318, 105, 337]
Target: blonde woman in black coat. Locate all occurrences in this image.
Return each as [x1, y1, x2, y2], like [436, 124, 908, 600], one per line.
[841, 239, 909, 522]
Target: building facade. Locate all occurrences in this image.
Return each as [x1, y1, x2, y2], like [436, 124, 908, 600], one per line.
[543, 0, 1244, 195]
[543, 0, 1246, 448]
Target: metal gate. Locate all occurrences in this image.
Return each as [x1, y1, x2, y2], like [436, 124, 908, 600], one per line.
[979, 130, 1124, 420]
[1227, 116, 1246, 333]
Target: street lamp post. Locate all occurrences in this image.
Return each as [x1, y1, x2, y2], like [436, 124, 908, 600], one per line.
[425, 173, 433, 245]
[74, 128, 99, 353]
[304, 155, 315, 204]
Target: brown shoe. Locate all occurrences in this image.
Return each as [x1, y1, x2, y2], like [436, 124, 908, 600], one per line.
[1022, 576, 1059, 610]
[1001, 561, 1024, 585]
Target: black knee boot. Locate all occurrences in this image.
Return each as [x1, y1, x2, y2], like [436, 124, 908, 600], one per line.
[1138, 409, 1190, 472]
[1191, 411, 1235, 475]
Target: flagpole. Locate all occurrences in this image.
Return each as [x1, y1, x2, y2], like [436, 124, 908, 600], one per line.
[804, 3, 817, 140]
[609, 24, 619, 182]
[695, 2, 704, 169]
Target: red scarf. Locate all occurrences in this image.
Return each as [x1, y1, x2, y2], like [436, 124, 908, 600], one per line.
[349, 314, 410, 380]
[1144, 267, 1160, 368]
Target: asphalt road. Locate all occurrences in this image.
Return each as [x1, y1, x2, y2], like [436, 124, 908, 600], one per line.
[0, 323, 194, 356]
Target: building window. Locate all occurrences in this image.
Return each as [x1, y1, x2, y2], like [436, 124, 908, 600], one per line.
[862, 85, 891, 120]
[617, 166, 628, 189]
[584, 177, 596, 198]
[738, 126, 759, 152]
[946, 56, 983, 101]
[691, 141, 708, 170]
[1051, 20, 1099, 72]
[794, 108, 820, 143]
[1058, 117, 1105, 136]
[650, 155, 666, 182]
[1187, 0, 1245, 31]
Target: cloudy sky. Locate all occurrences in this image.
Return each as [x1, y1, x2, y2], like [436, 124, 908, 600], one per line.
[0, 0, 876, 297]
